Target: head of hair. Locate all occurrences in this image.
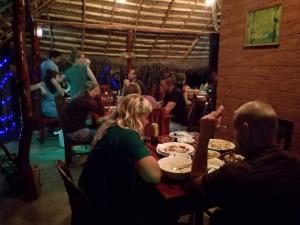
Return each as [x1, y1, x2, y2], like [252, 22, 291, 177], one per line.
[44, 69, 60, 94]
[161, 72, 176, 86]
[124, 82, 141, 96]
[92, 94, 152, 146]
[48, 50, 61, 59]
[175, 72, 186, 84]
[70, 48, 82, 63]
[233, 100, 278, 154]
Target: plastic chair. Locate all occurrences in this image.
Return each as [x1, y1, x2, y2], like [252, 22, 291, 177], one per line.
[55, 160, 95, 225]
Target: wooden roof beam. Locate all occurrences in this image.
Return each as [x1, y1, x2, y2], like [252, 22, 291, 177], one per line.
[81, 0, 86, 51]
[148, 35, 160, 58]
[164, 35, 177, 58]
[160, 0, 176, 28]
[110, 0, 117, 23]
[33, 0, 56, 17]
[183, 36, 199, 59]
[37, 19, 216, 36]
[183, 0, 198, 28]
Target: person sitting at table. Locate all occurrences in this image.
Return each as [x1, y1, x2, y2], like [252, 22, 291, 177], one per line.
[124, 82, 160, 109]
[191, 101, 300, 225]
[123, 68, 147, 95]
[78, 94, 177, 225]
[175, 72, 191, 105]
[160, 73, 188, 132]
[64, 81, 105, 142]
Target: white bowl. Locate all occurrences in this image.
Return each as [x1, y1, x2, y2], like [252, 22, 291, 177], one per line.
[158, 154, 192, 180]
[177, 137, 195, 144]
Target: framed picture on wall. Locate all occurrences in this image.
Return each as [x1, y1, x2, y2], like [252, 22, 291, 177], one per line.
[244, 5, 282, 47]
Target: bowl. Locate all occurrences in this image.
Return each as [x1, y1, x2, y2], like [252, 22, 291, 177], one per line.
[158, 154, 192, 180]
[177, 137, 195, 144]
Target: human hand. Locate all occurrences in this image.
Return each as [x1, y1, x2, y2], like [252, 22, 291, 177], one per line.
[199, 105, 224, 138]
[123, 79, 130, 86]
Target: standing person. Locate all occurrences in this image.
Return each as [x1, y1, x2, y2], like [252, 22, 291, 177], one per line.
[160, 73, 188, 132]
[78, 94, 177, 225]
[191, 101, 300, 225]
[123, 68, 147, 95]
[64, 81, 105, 143]
[40, 50, 61, 81]
[64, 49, 98, 99]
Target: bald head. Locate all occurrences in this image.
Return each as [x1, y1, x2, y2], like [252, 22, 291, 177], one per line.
[233, 101, 278, 155]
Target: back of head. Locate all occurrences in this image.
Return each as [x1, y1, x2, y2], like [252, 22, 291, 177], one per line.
[49, 50, 61, 59]
[124, 82, 141, 96]
[233, 101, 278, 152]
[92, 94, 152, 146]
[70, 49, 82, 64]
[175, 72, 186, 84]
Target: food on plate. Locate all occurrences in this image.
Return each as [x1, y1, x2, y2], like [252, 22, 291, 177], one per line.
[169, 131, 193, 139]
[208, 139, 235, 151]
[224, 153, 245, 163]
[207, 150, 221, 159]
[165, 144, 190, 154]
[177, 137, 195, 144]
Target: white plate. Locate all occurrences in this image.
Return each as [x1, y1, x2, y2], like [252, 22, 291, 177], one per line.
[207, 158, 225, 173]
[208, 139, 235, 151]
[158, 154, 192, 180]
[157, 142, 195, 156]
[169, 131, 194, 139]
[208, 150, 221, 159]
[177, 137, 195, 144]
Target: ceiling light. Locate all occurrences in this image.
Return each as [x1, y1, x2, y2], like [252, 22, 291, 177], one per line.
[117, 0, 126, 3]
[206, 0, 216, 6]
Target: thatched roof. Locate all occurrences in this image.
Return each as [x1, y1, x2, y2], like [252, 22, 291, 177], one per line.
[1, 0, 221, 62]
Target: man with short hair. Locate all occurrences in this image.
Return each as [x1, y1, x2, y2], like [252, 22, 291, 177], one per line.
[191, 101, 300, 225]
[40, 50, 61, 81]
[123, 69, 147, 95]
[160, 73, 188, 132]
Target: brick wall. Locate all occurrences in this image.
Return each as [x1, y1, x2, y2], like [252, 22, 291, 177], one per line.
[217, 0, 300, 152]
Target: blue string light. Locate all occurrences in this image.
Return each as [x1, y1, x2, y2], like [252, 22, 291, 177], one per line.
[0, 113, 14, 122]
[0, 122, 16, 135]
[1, 96, 12, 106]
[0, 57, 10, 69]
[0, 71, 13, 89]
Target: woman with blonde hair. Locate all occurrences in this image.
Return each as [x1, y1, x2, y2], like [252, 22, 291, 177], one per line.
[79, 94, 176, 225]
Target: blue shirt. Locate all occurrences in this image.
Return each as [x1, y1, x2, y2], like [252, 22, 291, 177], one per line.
[40, 59, 59, 81]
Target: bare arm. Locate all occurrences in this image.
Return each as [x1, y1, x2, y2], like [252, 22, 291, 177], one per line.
[30, 82, 46, 95]
[87, 66, 98, 85]
[191, 106, 224, 186]
[164, 101, 176, 114]
[135, 156, 162, 184]
[51, 78, 65, 96]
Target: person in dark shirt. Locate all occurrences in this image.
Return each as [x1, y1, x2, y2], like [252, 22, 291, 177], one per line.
[79, 94, 176, 225]
[123, 68, 147, 95]
[191, 101, 300, 225]
[64, 81, 105, 142]
[160, 73, 188, 132]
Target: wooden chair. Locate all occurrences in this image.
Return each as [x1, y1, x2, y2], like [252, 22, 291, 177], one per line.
[32, 90, 60, 143]
[277, 119, 294, 150]
[55, 96, 90, 166]
[55, 160, 95, 225]
[145, 108, 169, 136]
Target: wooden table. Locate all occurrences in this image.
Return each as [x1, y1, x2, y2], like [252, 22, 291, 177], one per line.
[145, 139, 204, 224]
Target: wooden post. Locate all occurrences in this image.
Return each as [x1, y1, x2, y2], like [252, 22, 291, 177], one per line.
[126, 30, 133, 74]
[13, 0, 38, 200]
[26, 0, 41, 83]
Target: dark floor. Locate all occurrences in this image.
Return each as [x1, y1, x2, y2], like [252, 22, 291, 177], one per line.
[0, 131, 204, 225]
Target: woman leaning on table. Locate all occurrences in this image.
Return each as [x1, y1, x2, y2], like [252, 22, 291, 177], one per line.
[78, 94, 177, 225]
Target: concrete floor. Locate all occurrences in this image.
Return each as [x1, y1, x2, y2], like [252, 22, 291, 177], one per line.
[0, 132, 205, 225]
[0, 132, 83, 225]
